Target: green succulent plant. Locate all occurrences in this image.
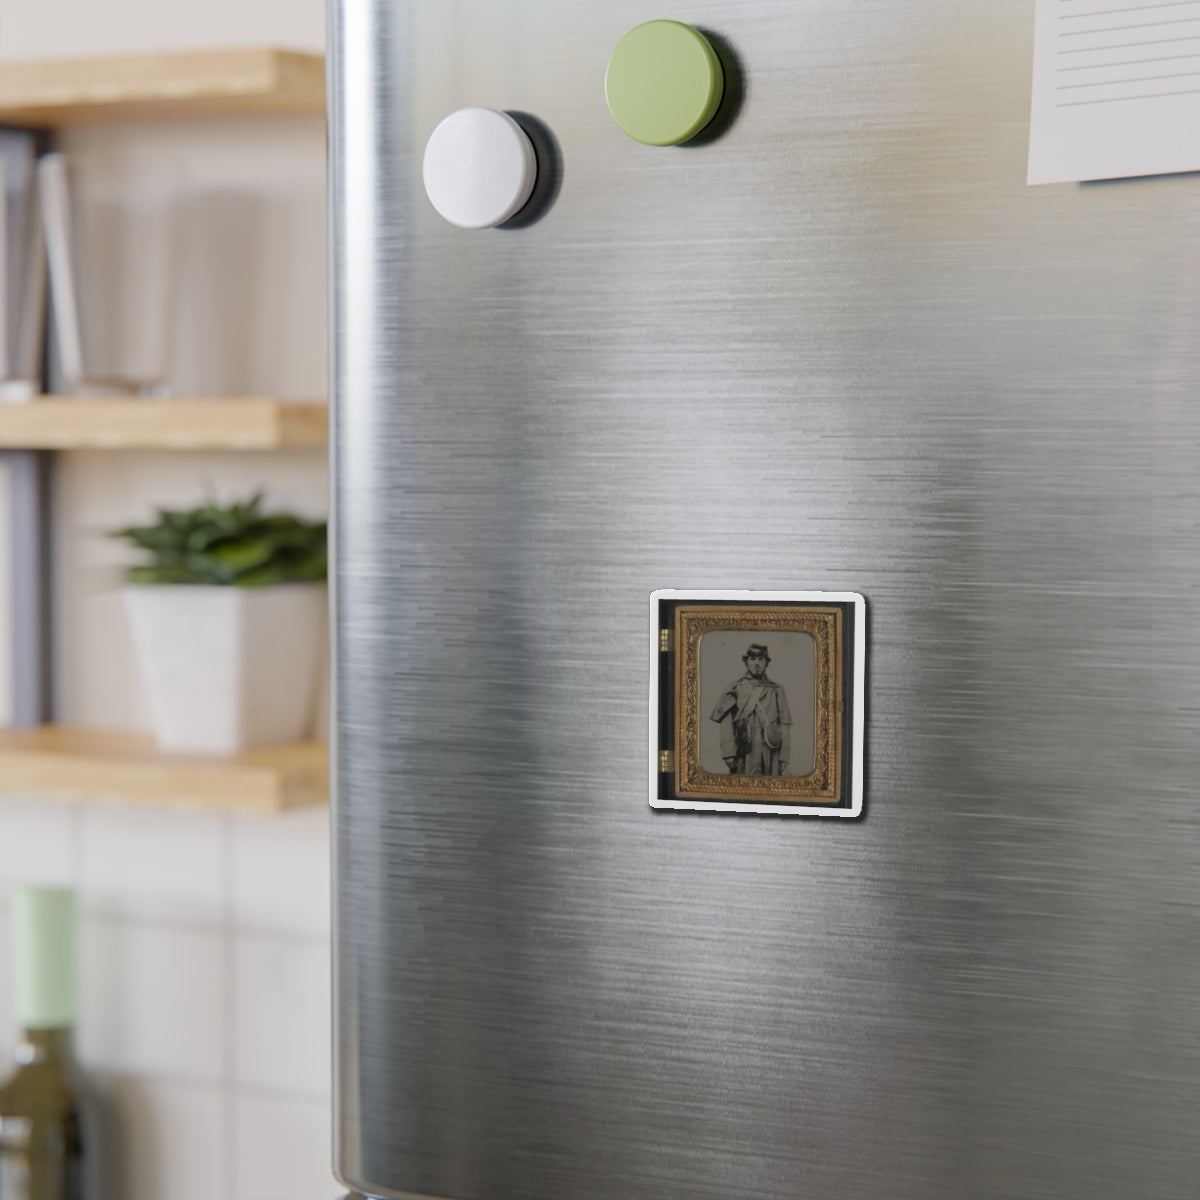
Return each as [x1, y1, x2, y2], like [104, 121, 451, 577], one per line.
[112, 493, 327, 587]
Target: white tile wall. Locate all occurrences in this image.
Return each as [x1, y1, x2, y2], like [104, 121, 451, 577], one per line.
[232, 1093, 340, 1200]
[80, 917, 226, 1081]
[0, 798, 334, 1195]
[233, 935, 331, 1097]
[0, 796, 78, 885]
[107, 1077, 227, 1200]
[232, 806, 331, 937]
[80, 805, 225, 925]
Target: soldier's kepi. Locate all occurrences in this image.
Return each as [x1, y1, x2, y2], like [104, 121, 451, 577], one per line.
[710, 643, 793, 776]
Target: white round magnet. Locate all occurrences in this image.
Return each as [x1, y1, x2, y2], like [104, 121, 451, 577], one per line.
[422, 107, 538, 230]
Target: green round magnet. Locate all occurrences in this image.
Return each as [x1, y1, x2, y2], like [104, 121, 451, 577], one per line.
[605, 20, 724, 147]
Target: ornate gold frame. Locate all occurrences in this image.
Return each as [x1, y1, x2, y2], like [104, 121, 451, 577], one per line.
[673, 605, 844, 803]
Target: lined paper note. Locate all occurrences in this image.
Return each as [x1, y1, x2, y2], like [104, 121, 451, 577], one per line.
[1028, 0, 1200, 183]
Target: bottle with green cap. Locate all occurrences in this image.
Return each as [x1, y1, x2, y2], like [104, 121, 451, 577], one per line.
[0, 887, 96, 1200]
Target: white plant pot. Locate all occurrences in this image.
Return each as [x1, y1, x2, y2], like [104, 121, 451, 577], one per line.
[124, 583, 326, 756]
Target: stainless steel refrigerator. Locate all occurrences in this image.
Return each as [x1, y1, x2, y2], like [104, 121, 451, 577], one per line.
[328, 2, 1200, 1197]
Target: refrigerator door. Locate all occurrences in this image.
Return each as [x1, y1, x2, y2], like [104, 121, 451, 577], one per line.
[330, 2, 1200, 1198]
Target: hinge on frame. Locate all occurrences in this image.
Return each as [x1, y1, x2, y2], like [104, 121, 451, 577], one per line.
[659, 628, 673, 653]
[659, 750, 675, 773]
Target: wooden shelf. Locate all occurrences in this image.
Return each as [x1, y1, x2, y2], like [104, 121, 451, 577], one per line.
[0, 397, 327, 450]
[0, 726, 327, 813]
[0, 48, 325, 127]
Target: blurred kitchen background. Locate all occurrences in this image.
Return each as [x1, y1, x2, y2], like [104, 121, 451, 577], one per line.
[0, 0, 334, 1197]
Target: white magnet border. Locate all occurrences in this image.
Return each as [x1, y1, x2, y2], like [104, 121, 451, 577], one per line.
[648, 589, 866, 818]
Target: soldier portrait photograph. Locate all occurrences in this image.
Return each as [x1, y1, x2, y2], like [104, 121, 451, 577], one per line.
[709, 642, 793, 775]
[698, 631, 817, 779]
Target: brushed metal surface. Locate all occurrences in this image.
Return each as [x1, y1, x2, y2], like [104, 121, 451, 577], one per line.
[331, 2, 1200, 1197]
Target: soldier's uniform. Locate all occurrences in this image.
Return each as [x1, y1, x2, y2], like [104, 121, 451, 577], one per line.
[710, 644, 792, 775]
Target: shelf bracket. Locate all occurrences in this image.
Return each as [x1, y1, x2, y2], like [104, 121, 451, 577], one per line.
[2, 448, 53, 727]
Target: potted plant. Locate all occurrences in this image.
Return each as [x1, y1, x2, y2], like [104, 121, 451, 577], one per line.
[112, 493, 327, 755]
